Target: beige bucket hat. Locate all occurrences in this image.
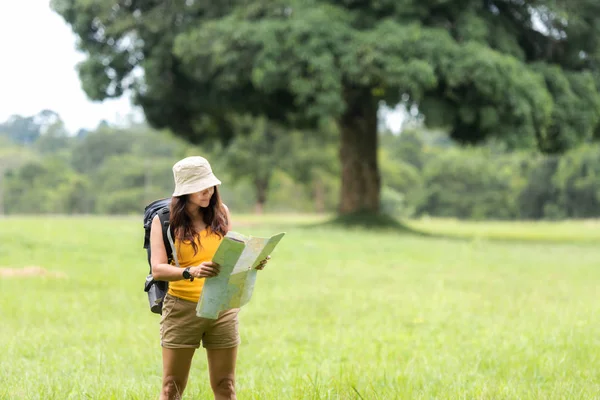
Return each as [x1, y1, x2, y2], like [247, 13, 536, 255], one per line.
[172, 156, 222, 197]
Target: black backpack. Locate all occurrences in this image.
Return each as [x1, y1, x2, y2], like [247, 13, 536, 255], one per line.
[143, 198, 173, 314]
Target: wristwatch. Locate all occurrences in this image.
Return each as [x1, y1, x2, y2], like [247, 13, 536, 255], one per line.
[182, 267, 194, 281]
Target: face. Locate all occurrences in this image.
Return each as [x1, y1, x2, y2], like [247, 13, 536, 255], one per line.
[188, 186, 215, 208]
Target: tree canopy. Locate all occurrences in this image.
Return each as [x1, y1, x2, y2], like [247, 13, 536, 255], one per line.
[52, 0, 600, 215]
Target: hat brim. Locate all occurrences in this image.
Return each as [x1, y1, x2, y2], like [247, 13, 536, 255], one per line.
[172, 175, 222, 197]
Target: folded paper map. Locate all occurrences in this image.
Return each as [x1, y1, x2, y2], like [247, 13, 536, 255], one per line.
[196, 231, 285, 319]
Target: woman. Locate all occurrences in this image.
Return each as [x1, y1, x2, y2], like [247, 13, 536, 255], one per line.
[150, 156, 268, 400]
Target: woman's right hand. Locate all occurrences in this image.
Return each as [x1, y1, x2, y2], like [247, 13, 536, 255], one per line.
[189, 261, 220, 278]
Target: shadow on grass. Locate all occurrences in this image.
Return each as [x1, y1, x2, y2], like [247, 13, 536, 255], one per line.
[297, 212, 597, 246]
[300, 211, 437, 237]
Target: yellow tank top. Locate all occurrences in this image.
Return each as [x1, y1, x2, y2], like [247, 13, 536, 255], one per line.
[167, 228, 223, 303]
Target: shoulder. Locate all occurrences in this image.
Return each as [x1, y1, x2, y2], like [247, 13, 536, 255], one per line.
[222, 203, 232, 230]
[152, 209, 170, 231]
[150, 215, 163, 240]
[222, 203, 231, 219]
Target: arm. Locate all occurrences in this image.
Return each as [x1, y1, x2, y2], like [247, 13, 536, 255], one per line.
[150, 215, 188, 282]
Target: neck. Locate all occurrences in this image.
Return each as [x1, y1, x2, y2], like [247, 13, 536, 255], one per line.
[185, 203, 202, 220]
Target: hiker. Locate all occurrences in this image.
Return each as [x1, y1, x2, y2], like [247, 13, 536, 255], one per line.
[149, 156, 269, 400]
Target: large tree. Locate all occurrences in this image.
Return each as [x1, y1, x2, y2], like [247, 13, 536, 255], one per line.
[52, 0, 600, 215]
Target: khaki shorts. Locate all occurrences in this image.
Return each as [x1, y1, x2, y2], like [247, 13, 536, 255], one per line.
[160, 293, 241, 349]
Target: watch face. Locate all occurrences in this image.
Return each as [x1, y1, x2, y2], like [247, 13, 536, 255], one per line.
[183, 269, 191, 279]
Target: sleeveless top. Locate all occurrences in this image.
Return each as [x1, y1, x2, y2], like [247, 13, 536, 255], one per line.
[167, 228, 223, 303]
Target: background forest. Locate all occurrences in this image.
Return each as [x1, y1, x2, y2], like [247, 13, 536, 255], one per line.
[2, 109, 600, 221]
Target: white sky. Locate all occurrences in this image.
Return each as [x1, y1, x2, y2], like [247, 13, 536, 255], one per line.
[0, 1, 137, 133]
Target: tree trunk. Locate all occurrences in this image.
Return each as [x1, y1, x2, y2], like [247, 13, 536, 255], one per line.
[338, 88, 381, 214]
[254, 176, 269, 215]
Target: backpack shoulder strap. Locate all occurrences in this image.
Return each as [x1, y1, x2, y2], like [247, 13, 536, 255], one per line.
[157, 208, 173, 263]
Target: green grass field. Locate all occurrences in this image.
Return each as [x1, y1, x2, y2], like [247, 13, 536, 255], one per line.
[1, 215, 599, 399]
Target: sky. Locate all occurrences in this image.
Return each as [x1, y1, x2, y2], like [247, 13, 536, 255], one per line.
[0, 1, 404, 135]
[0, 1, 138, 133]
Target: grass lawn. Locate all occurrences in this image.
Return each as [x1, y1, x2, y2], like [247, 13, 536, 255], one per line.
[0, 215, 599, 399]
[406, 217, 600, 243]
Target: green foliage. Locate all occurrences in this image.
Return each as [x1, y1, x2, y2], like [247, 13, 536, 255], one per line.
[218, 116, 289, 210]
[517, 156, 561, 220]
[380, 129, 426, 169]
[51, 0, 600, 217]
[4, 107, 600, 220]
[258, 170, 314, 213]
[380, 186, 408, 218]
[0, 144, 38, 215]
[4, 157, 89, 214]
[416, 148, 522, 219]
[0, 110, 61, 146]
[92, 154, 175, 214]
[532, 64, 600, 152]
[0, 112, 341, 215]
[379, 129, 600, 220]
[204, 115, 341, 213]
[379, 146, 423, 217]
[380, 148, 422, 194]
[96, 187, 147, 215]
[34, 120, 71, 155]
[51, 1, 600, 150]
[279, 121, 340, 212]
[71, 127, 139, 174]
[553, 146, 600, 218]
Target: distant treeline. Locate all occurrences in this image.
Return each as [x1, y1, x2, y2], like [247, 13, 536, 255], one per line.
[0, 112, 340, 216]
[1, 111, 599, 220]
[380, 131, 600, 220]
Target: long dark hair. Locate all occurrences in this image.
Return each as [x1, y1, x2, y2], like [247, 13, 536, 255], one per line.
[169, 186, 228, 255]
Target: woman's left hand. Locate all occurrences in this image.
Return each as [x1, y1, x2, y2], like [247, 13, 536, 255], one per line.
[255, 255, 271, 270]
